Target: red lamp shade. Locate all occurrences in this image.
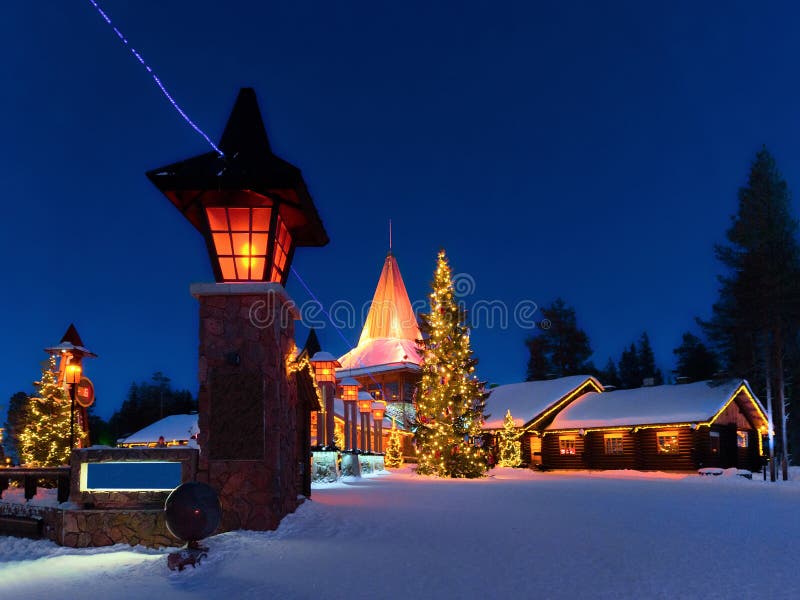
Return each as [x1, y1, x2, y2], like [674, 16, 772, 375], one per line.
[340, 378, 360, 402]
[372, 406, 385, 420]
[310, 351, 341, 384]
[65, 364, 82, 385]
[358, 399, 372, 414]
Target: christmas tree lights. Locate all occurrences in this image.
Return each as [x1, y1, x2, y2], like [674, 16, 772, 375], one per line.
[498, 410, 522, 468]
[414, 250, 487, 478]
[384, 420, 404, 469]
[19, 357, 74, 467]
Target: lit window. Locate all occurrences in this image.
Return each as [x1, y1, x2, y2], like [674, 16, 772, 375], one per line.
[559, 436, 576, 455]
[657, 431, 679, 455]
[737, 431, 749, 448]
[604, 434, 624, 455]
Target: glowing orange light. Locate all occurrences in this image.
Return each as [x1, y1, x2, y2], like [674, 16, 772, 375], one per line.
[65, 364, 82, 385]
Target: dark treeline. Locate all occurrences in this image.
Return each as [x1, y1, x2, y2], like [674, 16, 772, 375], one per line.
[524, 147, 800, 469]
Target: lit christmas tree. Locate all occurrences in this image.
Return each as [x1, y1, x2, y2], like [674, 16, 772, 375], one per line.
[415, 249, 487, 478]
[498, 410, 522, 467]
[384, 420, 404, 469]
[19, 357, 73, 467]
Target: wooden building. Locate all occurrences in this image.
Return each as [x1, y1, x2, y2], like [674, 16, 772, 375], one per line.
[542, 380, 768, 472]
[334, 250, 421, 456]
[482, 376, 603, 467]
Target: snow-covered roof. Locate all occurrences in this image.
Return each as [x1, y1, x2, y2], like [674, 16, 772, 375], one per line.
[483, 375, 601, 429]
[337, 253, 422, 374]
[119, 414, 199, 444]
[547, 380, 764, 430]
[338, 338, 421, 374]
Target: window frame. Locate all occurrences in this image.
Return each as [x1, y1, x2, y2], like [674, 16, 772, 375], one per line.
[559, 436, 577, 456]
[656, 430, 680, 455]
[604, 433, 624, 455]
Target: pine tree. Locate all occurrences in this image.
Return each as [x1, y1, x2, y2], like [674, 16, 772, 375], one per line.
[524, 298, 593, 380]
[19, 357, 73, 467]
[415, 250, 487, 478]
[600, 358, 621, 389]
[618, 343, 641, 389]
[637, 332, 663, 385]
[384, 420, 404, 469]
[497, 410, 522, 468]
[701, 148, 800, 476]
[673, 332, 719, 383]
[3, 391, 30, 463]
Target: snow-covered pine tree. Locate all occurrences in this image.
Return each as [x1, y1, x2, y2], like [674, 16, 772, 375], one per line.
[384, 420, 404, 469]
[498, 410, 522, 467]
[415, 249, 487, 478]
[19, 357, 73, 466]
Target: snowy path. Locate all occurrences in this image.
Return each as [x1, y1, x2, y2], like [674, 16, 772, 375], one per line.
[1, 468, 799, 599]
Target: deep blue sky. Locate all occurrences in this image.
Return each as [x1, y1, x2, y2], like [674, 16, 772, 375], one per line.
[3, 1, 800, 420]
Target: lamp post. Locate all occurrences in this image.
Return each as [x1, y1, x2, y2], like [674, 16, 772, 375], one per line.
[46, 324, 97, 450]
[65, 363, 82, 449]
[359, 397, 372, 453]
[147, 88, 330, 531]
[372, 403, 386, 453]
[310, 352, 340, 448]
[340, 378, 360, 451]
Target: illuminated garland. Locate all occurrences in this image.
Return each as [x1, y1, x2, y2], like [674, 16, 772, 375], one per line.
[285, 343, 323, 408]
[414, 250, 487, 478]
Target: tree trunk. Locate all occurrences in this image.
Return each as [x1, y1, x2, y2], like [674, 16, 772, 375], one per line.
[765, 340, 776, 482]
[775, 334, 789, 481]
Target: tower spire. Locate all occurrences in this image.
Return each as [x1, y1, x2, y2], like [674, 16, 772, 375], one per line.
[388, 218, 392, 256]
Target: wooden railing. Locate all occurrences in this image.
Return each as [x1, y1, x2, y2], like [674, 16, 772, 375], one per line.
[0, 467, 71, 503]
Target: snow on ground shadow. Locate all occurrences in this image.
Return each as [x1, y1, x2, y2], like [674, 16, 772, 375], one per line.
[2, 468, 800, 599]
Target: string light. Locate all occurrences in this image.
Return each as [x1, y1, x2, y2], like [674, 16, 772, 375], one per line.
[86, 0, 223, 156]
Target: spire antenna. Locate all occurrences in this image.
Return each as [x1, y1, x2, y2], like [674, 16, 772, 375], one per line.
[389, 218, 393, 255]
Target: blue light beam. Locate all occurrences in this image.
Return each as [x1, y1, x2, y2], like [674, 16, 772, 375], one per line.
[87, 0, 223, 156]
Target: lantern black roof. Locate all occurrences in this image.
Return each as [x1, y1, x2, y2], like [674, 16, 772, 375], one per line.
[146, 88, 328, 247]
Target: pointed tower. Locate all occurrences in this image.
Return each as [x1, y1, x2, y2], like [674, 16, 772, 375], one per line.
[337, 252, 421, 405]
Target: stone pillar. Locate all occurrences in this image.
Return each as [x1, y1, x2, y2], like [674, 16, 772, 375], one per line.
[350, 404, 358, 451]
[321, 382, 335, 448]
[343, 402, 351, 450]
[374, 419, 383, 453]
[192, 282, 300, 532]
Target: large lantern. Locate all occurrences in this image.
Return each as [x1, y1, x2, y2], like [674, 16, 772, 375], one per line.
[310, 352, 341, 384]
[340, 378, 360, 402]
[147, 88, 328, 286]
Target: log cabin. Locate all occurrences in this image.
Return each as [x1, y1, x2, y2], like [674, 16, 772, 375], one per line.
[482, 375, 603, 467]
[542, 380, 768, 472]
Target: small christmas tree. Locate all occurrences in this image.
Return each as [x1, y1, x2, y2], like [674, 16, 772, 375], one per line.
[498, 410, 522, 468]
[415, 249, 487, 478]
[385, 420, 404, 469]
[19, 357, 73, 467]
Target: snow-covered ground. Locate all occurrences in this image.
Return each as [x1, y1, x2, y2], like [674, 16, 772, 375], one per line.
[2, 468, 799, 599]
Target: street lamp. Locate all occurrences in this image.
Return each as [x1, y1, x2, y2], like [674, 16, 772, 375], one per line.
[358, 395, 373, 453]
[372, 402, 386, 453]
[339, 378, 360, 451]
[147, 88, 328, 286]
[310, 352, 340, 448]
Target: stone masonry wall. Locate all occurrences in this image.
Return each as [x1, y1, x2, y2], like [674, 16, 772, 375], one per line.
[195, 286, 301, 532]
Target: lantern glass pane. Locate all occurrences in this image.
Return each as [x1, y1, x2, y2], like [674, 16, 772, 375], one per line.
[236, 256, 252, 279]
[219, 257, 236, 280]
[252, 208, 271, 231]
[251, 233, 269, 256]
[206, 208, 228, 231]
[228, 208, 250, 231]
[212, 233, 232, 256]
[231, 233, 251, 256]
[250, 257, 266, 280]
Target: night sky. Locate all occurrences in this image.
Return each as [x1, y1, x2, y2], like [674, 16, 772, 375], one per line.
[3, 1, 800, 421]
